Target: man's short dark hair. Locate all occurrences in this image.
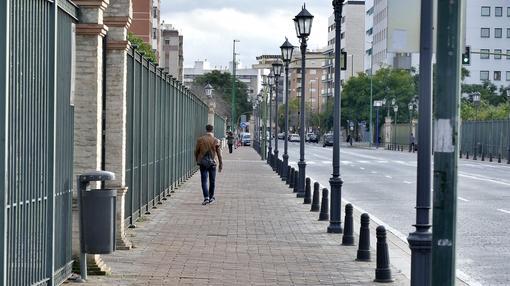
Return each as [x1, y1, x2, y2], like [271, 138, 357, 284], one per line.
[206, 124, 214, 132]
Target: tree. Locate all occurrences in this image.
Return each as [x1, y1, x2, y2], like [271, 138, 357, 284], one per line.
[128, 32, 158, 63]
[192, 70, 252, 125]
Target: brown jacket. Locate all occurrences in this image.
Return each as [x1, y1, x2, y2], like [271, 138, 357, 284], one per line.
[194, 133, 223, 167]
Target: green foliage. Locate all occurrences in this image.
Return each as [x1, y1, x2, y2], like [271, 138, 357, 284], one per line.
[128, 32, 158, 63]
[193, 70, 252, 122]
[340, 68, 416, 131]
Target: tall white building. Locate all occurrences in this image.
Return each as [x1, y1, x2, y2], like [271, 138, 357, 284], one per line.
[322, 0, 366, 100]
[465, 1, 510, 85]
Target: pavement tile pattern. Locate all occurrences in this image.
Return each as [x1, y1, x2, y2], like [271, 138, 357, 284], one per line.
[81, 147, 408, 286]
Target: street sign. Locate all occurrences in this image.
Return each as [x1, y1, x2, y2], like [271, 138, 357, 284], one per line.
[240, 122, 248, 129]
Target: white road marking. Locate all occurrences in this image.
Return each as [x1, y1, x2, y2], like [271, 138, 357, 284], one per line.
[321, 160, 332, 164]
[459, 172, 510, 187]
[377, 160, 389, 164]
[403, 181, 413, 184]
[497, 209, 510, 214]
[308, 161, 317, 165]
[371, 171, 377, 174]
[360, 167, 365, 170]
[341, 160, 353, 165]
[385, 175, 393, 179]
[358, 160, 370, 164]
[458, 197, 469, 202]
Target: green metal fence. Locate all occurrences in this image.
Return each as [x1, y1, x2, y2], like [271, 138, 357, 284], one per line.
[0, 0, 77, 285]
[460, 119, 510, 159]
[125, 47, 210, 224]
[214, 114, 227, 140]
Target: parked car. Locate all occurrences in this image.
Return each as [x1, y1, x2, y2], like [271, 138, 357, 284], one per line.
[306, 133, 319, 143]
[277, 132, 285, 140]
[323, 134, 334, 147]
[289, 134, 300, 142]
[241, 133, 251, 146]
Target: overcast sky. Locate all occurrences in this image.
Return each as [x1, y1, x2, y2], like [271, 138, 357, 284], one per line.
[161, 1, 333, 69]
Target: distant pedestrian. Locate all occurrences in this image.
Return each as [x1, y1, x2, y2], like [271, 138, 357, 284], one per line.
[194, 124, 223, 205]
[227, 131, 235, 154]
[409, 133, 416, 151]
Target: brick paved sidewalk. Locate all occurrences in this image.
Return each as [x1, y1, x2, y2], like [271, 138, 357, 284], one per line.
[81, 147, 408, 285]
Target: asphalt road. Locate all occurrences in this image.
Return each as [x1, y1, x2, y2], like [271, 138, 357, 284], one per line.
[276, 140, 510, 286]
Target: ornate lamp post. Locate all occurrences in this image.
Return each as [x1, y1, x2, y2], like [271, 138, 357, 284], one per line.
[374, 100, 383, 148]
[280, 38, 294, 181]
[272, 60, 283, 171]
[293, 4, 314, 198]
[393, 104, 399, 148]
[473, 92, 481, 158]
[267, 72, 275, 165]
[328, 0, 344, 234]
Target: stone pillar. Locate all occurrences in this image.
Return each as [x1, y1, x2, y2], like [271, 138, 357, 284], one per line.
[103, 0, 133, 250]
[208, 98, 215, 126]
[72, 0, 110, 274]
[384, 116, 393, 146]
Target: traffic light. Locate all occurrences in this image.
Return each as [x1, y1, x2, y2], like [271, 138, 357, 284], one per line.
[341, 51, 347, 70]
[462, 46, 470, 65]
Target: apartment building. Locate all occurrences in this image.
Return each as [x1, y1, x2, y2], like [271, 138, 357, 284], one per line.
[465, 1, 510, 84]
[161, 24, 184, 81]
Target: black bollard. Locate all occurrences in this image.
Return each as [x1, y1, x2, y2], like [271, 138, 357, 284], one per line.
[481, 152, 485, 161]
[293, 170, 299, 193]
[459, 151, 462, 159]
[374, 226, 393, 283]
[289, 168, 295, 188]
[473, 151, 477, 160]
[342, 204, 355, 246]
[318, 188, 329, 221]
[356, 213, 371, 261]
[286, 166, 291, 185]
[311, 182, 320, 212]
[304, 178, 312, 204]
[498, 154, 502, 163]
[490, 153, 493, 162]
[466, 151, 469, 159]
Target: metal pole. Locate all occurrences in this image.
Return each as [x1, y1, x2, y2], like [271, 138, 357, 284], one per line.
[394, 110, 397, 148]
[369, 41, 374, 147]
[297, 36, 307, 198]
[376, 107, 380, 148]
[268, 87, 273, 163]
[431, 0, 462, 284]
[283, 63, 290, 179]
[274, 75, 279, 164]
[232, 40, 238, 132]
[328, 0, 344, 234]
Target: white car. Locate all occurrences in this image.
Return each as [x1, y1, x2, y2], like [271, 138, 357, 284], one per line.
[289, 134, 300, 142]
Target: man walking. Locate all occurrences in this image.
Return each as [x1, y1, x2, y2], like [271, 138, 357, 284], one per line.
[227, 131, 235, 154]
[195, 124, 223, 205]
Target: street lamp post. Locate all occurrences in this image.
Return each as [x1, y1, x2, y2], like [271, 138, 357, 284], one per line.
[473, 92, 481, 159]
[507, 89, 510, 164]
[393, 104, 399, 149]
[369, 41, 374, 147]
[293, 4, 314, 199]
[280, 38, 294, 180]
[328, 0, 344, 234]
[267, 72, 275, 165]
[273, 60, 283, 171]
[408, 102, 414, 152]
[231, 39, 240, 132]
[374, 100, 383, 148]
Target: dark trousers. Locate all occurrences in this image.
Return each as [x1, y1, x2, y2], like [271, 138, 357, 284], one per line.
[228, 144, 233, 153]
[200, 165, 216, 199]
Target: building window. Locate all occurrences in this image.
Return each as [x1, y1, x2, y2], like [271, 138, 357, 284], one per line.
[495, 49, 502, 59]
[480, 49, 490, 59]
[366, 28, 373, 36]
[481, 6, 490, 16]
[507, 49, 510, 60]
[152, 28, 157, 39]
[165, 39, 170, 45]
[494, 71, 501, 81]
[507, 71, 510, 81]
[481, 28, 490, 38]
[507, 28, 510, 38]
[480, 71, 489, 81]
[495, 7, 503, 17]
[152, 7, 158, 18]
[310, 69, 317, 75]
[508, 7, 510, 16]
[495, 28, 502, 38]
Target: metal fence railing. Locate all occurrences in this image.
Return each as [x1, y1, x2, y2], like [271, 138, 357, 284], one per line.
[460, 119, 510, 160]
[125, 47, 211, 225]
[0, 0, 77, 285]
[214, 114, 227, 140]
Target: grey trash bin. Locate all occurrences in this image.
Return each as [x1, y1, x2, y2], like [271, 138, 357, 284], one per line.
[78, 171, 117, 255]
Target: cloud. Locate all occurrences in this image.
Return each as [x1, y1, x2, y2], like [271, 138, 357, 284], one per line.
[161, 2, 333, 68]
